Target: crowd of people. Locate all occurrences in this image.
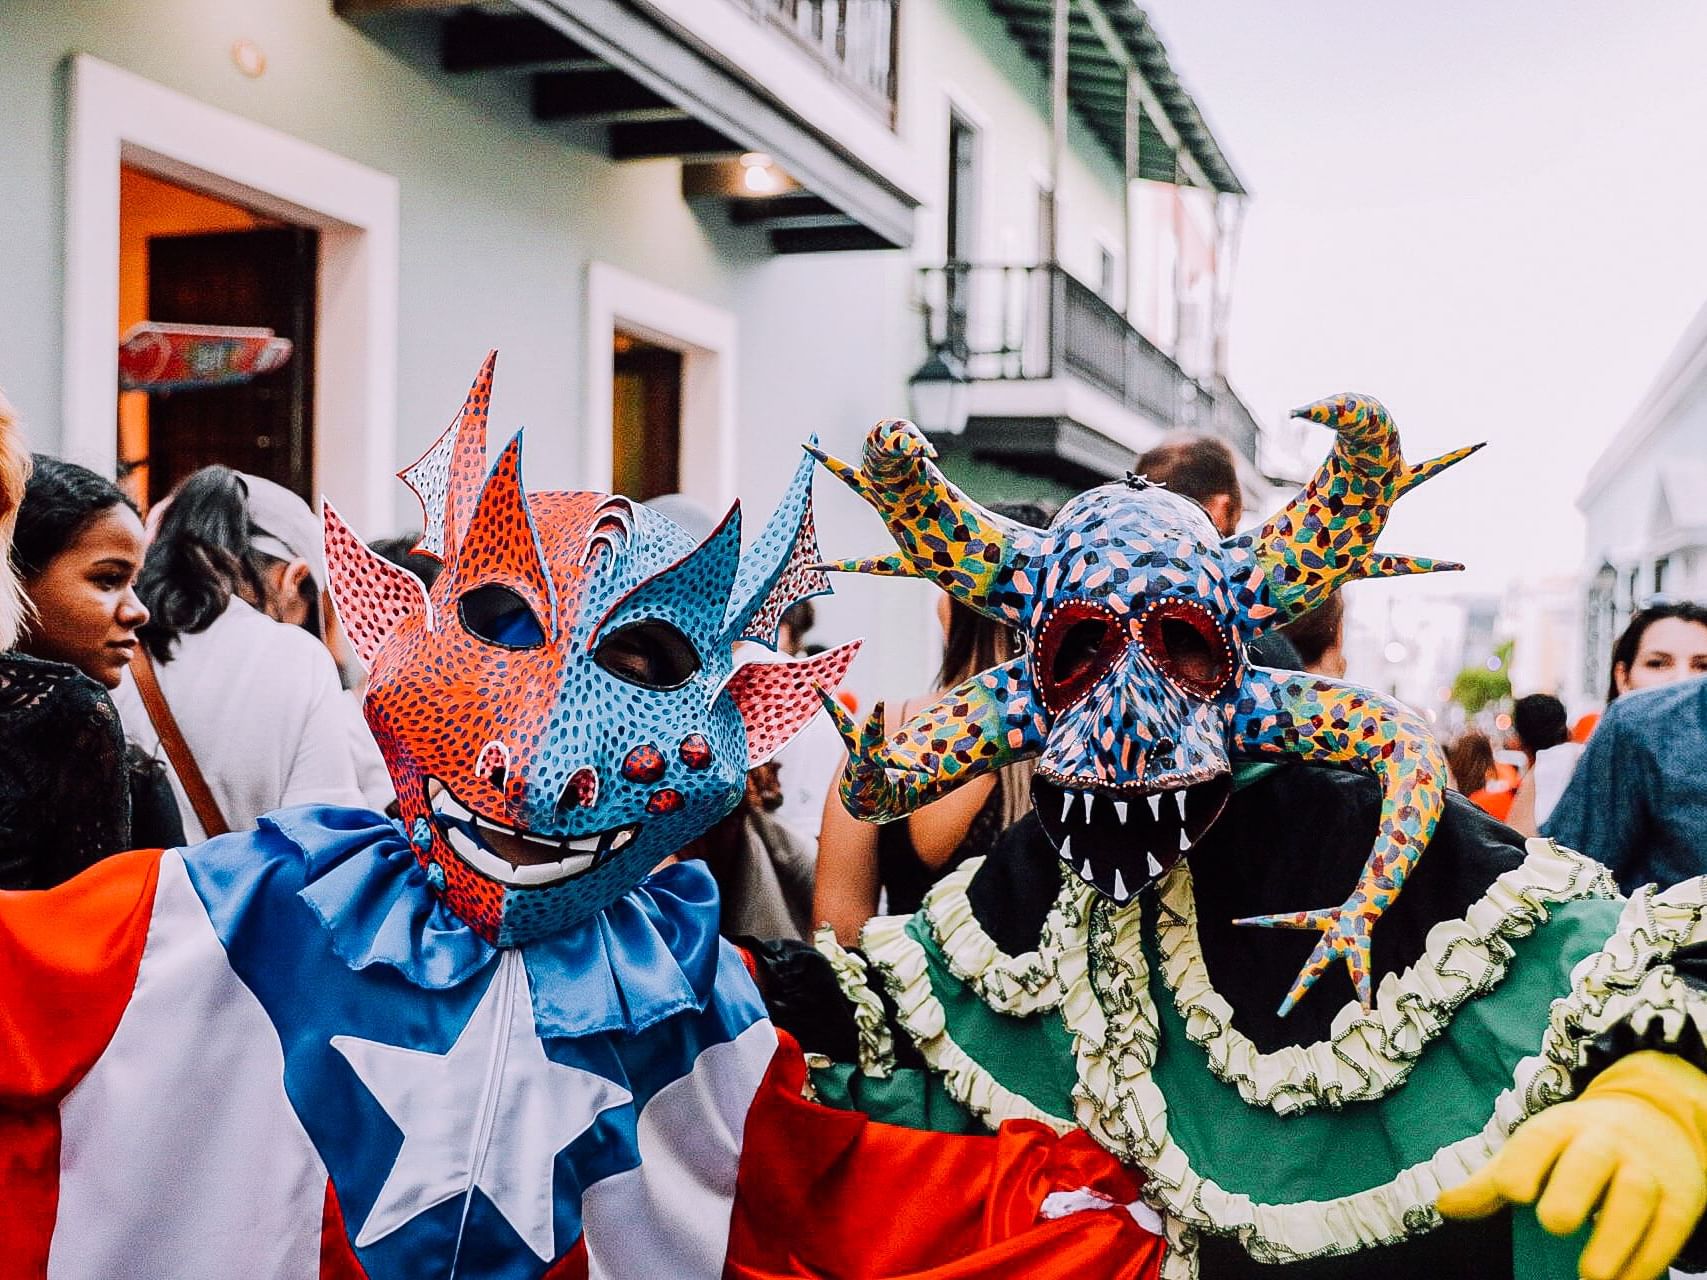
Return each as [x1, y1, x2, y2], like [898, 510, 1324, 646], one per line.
[6, 370, 1707, 1280]
[9, 401, 1701, 933]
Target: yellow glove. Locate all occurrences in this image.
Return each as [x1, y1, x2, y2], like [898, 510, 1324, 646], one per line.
[1438, 1051, 1707, 1280]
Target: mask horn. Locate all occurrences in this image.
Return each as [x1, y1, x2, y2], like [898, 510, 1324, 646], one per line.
[723, 640, 862, 766]
[810, 419, 1044, 626]
[452, 431, 558, 639]
[1229, 393, 1478, 633]
[399, 351, 496, 565]
[323, 501, 432, 667]
[724, 445, 831, 648]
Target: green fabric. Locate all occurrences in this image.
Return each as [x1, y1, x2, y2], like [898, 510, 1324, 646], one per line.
[808, 1062, 991, 1135]
[1511, 1208, 1591, 1280]
[1141, 895, 1627, 1203]
[1232, 759, 1287, 790]
[908, 916, 1081, 1122]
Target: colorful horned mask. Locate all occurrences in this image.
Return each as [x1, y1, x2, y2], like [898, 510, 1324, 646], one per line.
[817, 400, 1477, 1014]
[325, 354, 857, 947]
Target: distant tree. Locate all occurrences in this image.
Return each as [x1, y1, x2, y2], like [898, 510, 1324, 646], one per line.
[1451, 639, 1514, 716]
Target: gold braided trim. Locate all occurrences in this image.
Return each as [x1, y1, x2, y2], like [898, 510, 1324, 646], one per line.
[812, 925, 896, 1077]
[859, 911, 1073, 1134]
[919, 856, 1066, 1016]
[1156, 838, 1615, 1116]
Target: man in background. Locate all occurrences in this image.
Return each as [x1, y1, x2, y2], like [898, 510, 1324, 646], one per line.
[1135, 435, 1304, 669]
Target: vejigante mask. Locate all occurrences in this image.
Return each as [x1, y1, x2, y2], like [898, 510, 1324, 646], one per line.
[325, 353, 857, 946]
[815, 397, 1476, 1014]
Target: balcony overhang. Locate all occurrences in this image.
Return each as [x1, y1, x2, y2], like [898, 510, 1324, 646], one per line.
[336, 0, 920, 252]
[986, 0, 1245, 195]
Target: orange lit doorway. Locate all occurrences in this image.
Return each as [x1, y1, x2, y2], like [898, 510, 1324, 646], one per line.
[117, 166, 318, 509]
[611, 330, 682, 501]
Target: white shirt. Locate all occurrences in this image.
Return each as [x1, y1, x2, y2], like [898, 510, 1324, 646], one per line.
[112, 598, 365, 841]
[1531, 740, 1587, 830]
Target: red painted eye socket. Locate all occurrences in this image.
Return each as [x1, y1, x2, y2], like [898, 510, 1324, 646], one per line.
[1138, 598, 1234, 698]
[1036, 600, 1128, 711]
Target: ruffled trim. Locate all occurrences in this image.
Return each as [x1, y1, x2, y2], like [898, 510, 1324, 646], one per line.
[813, 925, 896, 1077]
[1156, 838, 1616, 1115]
[860, 912, 1072, 1134]
[1056, 860, 1707, 1268]
[919, 856, 1066, 1016]
[277, 805, 723, 1039]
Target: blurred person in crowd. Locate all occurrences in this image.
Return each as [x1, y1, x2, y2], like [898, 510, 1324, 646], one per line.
[1136, 435, 1302, 670]
[1544, 672, 1707, 893]
[1506, 693, 1582, 836]
[778, 599, 814, 657]
[1445, 728, 1514, 822]
[110, 466, 364, 840]
[368, 532, 444, 592]
[1277, 588, 1346, 678]
[0, 400, 182, 884]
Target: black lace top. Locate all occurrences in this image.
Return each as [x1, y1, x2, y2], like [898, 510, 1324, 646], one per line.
[0, 654, 136, 888]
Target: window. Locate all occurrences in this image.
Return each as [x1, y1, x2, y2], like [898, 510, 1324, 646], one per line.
[1097, 243, 1118, 302]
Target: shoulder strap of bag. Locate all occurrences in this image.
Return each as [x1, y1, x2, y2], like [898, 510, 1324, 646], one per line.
[128, 647, 229, 837]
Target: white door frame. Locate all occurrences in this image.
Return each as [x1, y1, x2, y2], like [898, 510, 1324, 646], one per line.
[64, 54, 400, 532]
[584, 261, 737, 511]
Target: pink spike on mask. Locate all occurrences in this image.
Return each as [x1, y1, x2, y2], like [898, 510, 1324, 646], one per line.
[724, 639, 862, 766]
[399, 350, 496, 564]
[323, 501, 432, 667]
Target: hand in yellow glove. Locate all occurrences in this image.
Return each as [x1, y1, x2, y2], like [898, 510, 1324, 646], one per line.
[1437, 1051, 1707, 1280]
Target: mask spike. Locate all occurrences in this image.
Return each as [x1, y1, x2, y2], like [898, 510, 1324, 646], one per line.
[1392, 442, 1486, 498]
[1360, 552, 1464, 581]
[815, 554, 923, 578]
[399, 351, 496, 564]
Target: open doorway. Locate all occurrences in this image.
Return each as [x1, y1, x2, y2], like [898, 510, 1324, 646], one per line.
[611, 330, 682, 502]
[116, 165, 319, 509]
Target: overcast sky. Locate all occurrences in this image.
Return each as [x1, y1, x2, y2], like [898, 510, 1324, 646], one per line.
[1141, 0, 1707, 595]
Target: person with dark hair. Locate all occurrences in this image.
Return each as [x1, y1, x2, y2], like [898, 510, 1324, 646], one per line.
[1445, 728, 1515, 821]
[109, 465, 362, 840]
[367, 532, 444, 592]
[3, 455, 184, 885]
[1606, 601, 1707, 701]
[1545, 602, 1707, 889]
[1277, 588, 1346, 677]
[1506, 693, 1581, 835]
[1134, 435, 1242, 537]
[814, 500, 1051, 943]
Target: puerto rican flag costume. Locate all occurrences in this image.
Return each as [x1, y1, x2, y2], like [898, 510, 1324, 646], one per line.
[0, 355, 1164, 1280]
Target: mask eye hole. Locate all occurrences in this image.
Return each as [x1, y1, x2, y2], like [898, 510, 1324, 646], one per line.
[458, 584, 545, 650]
[1140, 598, 1233, 698]
[594, 619, 702, 691]
[1035, 600, 1128, 711]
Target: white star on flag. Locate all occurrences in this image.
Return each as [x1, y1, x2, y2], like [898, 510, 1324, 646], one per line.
[331, 950, 631, 1260]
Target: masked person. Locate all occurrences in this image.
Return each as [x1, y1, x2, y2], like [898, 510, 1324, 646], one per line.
[0, 357, 1176, 1280]
[743, 400, 1707, 1280]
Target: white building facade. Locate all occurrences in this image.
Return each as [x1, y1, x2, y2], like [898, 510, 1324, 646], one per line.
[0, 0, 1268, 703]
[1574, 300, 1707, 709]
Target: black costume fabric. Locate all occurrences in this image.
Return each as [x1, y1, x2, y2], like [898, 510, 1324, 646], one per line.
[0, 655, 131, 889]
[877, 779, 1005, 917]
[752, 762, 1707, 1278]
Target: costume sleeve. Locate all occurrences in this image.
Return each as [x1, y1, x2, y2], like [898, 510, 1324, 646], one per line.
[1540, 704, 1650, 892]
[278, 642, 366, 812]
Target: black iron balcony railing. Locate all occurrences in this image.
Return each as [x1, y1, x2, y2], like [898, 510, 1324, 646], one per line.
[732, 0, 900, 124]
[920, 262, 1214, 431]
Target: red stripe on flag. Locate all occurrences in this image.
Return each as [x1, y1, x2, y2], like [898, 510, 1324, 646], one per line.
[0, 848, 166, 1279]
[725, 1033, 1164, 1279]
[321, 1179, 371, 1280]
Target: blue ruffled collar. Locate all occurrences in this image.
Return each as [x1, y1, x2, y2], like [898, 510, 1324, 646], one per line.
[266, 807, 723, 1040]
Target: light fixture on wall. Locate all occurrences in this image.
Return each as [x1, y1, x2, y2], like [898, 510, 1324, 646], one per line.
[739, 152, 781, 195]
[907, 345, 971, 438]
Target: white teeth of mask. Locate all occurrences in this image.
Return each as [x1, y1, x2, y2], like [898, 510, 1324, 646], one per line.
[1112, 799, 1128, 824]
[1062, 793, 1075, 823]
[1174, 792, 1188, 821]
[1147, 794, 1162, 821]
[1083, 792, 1095, 822]
[1112, 868, 1128, 901]
[1148, 852, 1165, 878]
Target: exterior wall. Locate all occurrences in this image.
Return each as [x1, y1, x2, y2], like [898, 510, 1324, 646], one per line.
[0, 0, 765, 516]
[1575, 310, 1707, 707]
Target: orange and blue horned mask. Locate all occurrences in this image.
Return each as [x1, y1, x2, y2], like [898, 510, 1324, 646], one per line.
[817, 401, 1477, 1014]
[324, 354, 857, 946]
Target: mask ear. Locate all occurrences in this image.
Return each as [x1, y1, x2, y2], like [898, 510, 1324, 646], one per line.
[721, 639, 861, 766]
[399, 351, 496, 565]
[323, 501, 432, 668]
